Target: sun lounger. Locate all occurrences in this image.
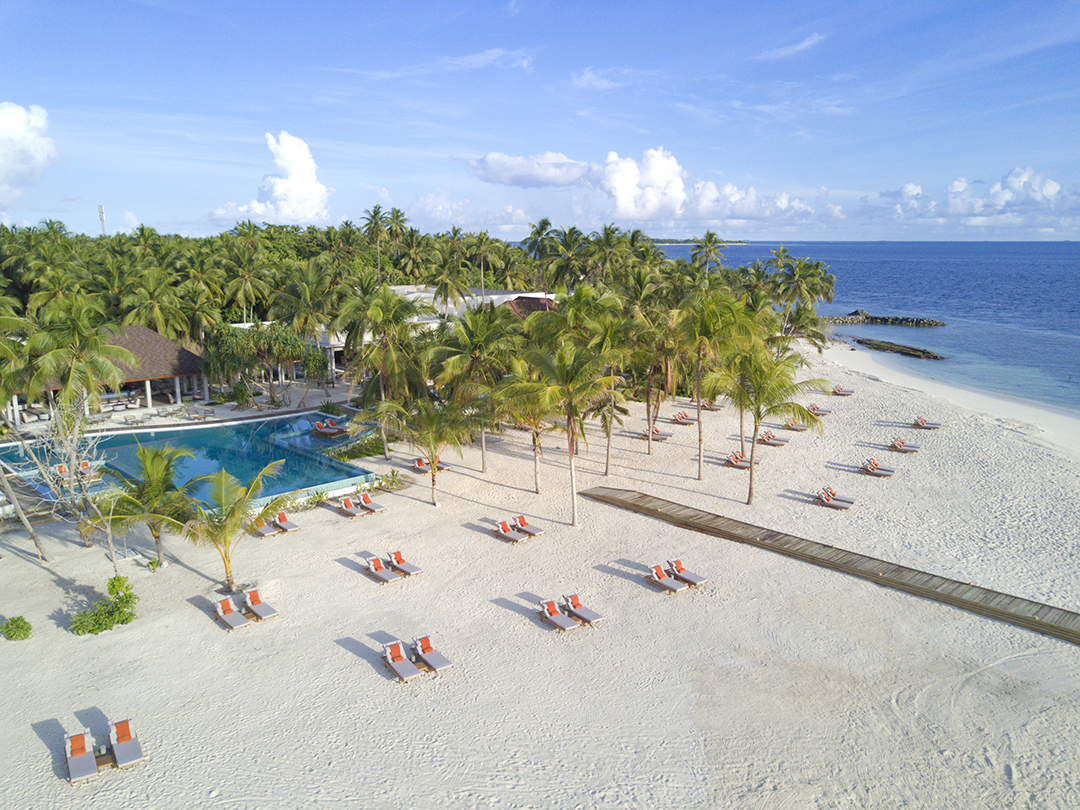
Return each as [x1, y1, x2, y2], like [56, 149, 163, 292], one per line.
[383, 641, 423, 682]
[244, 589, 279, 621]
[359, 492, 385, 513]
[820, 487, 856, 505]
[864, 457, 896, 475]
[65, 728, 98, 784]
[252, 519, 281, 537]
[646, 564, 689, 593]
[726, 453, 751, 469]
[913, 416, 942, 429]
[815, 491, 852, 509]
[412, 635, 453, 672]
[861, 461, 895, 477]
[312, 421, 346, 438]
[109, 719, 146, 769]
[494, 520, 529, 543]
[757, 430, 789, 446]
[537, 599, 580, 631]
[890, 437, 920, 453]
[639, 431, 670, 441]
[785, 418, 809, 431]
[511, 515, 544, 537]
[561, 593, 603, 624]
[77, 460, 94, 477]
[666, 559, 708, 587]
[702, 400, 724, 411]
[413, 458, 451, 473]
[672, 414, 694, 425]
[216, 598, 251, 631]
[338, 497, 364, 518]
[365, 557, 401, 584]
[273, 512, 300, 532]
[387, 550, 422, 576]
[808, 404, 832, 415]
[833, 385, 855, 396]
[55, 463, 72, 480]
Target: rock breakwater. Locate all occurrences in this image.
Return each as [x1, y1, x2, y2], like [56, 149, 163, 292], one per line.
[821, 309, 946, 327]
[853, 339, 945, 360]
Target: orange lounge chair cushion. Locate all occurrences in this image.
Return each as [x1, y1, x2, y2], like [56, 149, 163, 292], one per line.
[114, 720, 132, 745]
[391, 551, 403, 564]
[371, 558, 384, 571]
[499, 521, 513, 534]
[248, 590, 262, 606]
[342, 497, 354, 509]
[361, 493, 374, 505]
[568, 594, 582, 609]
[671, 560, 685, 573]
[389, 644, 404, 663]
[652, 566, 667, 580]
[417, 637, 432, 653]
[544, 601, 559, 616]
[516, 515, 529, 527]
[69, 733, 86, 757]
[277, 512, 288, 523]
[219, 599, 234, 615]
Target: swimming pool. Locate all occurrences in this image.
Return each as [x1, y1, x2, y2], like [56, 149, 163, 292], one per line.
[0, 413, 378, 506]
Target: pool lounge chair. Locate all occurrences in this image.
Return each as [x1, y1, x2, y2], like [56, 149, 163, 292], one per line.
[383, 641, 423, 682]
[338, 497, 364, 518]
[312, 421, 346, 438]
[77, 460, 94, 477]
[65, 728, 99, 784]
[646, 564, 690, 593]
[365, 557, 401, 584]
[666, 559, 708, 587]
[815, 491, 852, 509]
[273, 512, 300, 532]
[252, 519, 281, 537]
[387, 550, 422, 576]
[413, 458, 451, 473]
[562, 594, 603, 624]
[511, 515, 544, 537]
[109, 719, 147, 769]
[536, 599, 579, 632]
[244, 589, 279, 621]
[359, 492, 385, 513]
[412, 635, 453, 672]
[494, 520, 528, 543]
[913, 416, 943, 429]
[890, 437, 921, 453]
[833, 385, 855, 396]
[216, 598, 251, 631]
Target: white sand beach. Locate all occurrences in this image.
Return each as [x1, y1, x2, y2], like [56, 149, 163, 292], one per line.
[3, 343, 1079, 809]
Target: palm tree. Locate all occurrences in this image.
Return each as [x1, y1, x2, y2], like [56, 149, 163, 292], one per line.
[378, 398, 485, 505]
[467, 231, 502, 304]
[121, 267, 188, 340]
[362, 205, 390, 276]
[510, 343, 618, 527]
[550, 226, 589, 291]
[690, 230, 726, 276]
[387, 208, 409, 258]
[706, 349, 826, 504]
[777, 257, 835, 335]
[182, 461, 291, 592]
[424, 244, 470, 319]
[99, 444, 198, 563]
[430, 303, 522, 474]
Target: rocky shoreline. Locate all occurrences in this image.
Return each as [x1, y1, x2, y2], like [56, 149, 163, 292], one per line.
[852, 338, 945, 360]
[821, 309, 946, 327]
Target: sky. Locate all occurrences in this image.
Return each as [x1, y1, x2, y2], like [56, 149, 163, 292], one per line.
[2, 0, 1079, 241]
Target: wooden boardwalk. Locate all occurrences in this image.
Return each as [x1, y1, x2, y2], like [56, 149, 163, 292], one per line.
[580, 487, 1080, 646]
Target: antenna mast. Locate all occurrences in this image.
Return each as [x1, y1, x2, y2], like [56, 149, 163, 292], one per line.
[98, 205, 106, 236]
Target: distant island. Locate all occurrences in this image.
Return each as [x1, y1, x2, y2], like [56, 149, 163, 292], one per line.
[647, 237, 748, 245]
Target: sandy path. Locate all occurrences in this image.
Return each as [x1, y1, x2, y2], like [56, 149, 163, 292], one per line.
[2, 343, 1079, 808]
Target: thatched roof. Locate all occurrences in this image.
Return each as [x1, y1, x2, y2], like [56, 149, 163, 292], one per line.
[501, 296, 558, 320]
[108, 324, 203, 383]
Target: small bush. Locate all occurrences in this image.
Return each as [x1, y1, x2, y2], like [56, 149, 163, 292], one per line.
[303, 488, 327, 508]
[375, 470, 407, 492]
[1, 616, 32, 641]
[71, 576, 140, 636]
[319, 400, 344, 416]
[146, 557, 162, 572]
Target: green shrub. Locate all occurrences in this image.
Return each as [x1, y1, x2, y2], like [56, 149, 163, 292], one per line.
[319, 400, 344, 416]
[70, 576, 140, 636]
[1, 616, 32, 641]
[302, 488, 327, 509]
[375, 470, 406, 492]
[146, 557, 162, 572]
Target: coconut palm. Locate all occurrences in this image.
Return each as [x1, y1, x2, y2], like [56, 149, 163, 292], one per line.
[777, 257, 835, 335]
[706, 349, 826, 504]
[182, 461, 290, 592]
[362, 205, 390, 276]
[690, 229, 727, 276]
[430, 303, 522, 474]
[549, 226, 589, 291]
[500, 359, 562, 494]
[99, 444, 198, 563]
[378, 398, 486, 506]
[510, 343, 619, 527]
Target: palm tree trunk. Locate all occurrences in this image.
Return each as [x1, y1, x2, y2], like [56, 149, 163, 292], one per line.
[379, 374, 390, 460]
[696, 356, 704, 481]
[430, 469, 437, 505]
[604, 394, 614, 476]
[739, 409, 746, 456]
[151, 525, 164, 563]
[480, 428, 487, 474]
[532, 429, 541, 494]
[746, 420, 759, 505]
[567, 416, 579, 527]
[644, 375, 653, 455]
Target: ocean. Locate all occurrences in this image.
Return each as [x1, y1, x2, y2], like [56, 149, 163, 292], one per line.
[661, 241, 1080, 413]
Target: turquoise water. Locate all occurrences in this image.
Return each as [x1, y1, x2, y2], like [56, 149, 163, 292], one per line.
[663, 241, 1080, 412]
[0, 413, 377, 503]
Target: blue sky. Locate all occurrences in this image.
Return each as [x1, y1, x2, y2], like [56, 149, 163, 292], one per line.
[2, 0, 1078, 240]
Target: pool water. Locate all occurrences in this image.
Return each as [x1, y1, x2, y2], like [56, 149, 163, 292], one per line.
[1, 413, 377, 505]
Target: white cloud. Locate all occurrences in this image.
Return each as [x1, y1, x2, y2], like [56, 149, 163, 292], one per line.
[756, 33, 825, 60]
[123, 211, 140, 232]
[467, 151, 600, 187]
[213, 132, 332, 225]
[572, 67, 621, 90]
[602, 148, 689, 219]
[0, 102, 58, 206]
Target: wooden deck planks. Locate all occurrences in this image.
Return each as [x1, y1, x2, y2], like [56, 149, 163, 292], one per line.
[580, 487, 1080, 646]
